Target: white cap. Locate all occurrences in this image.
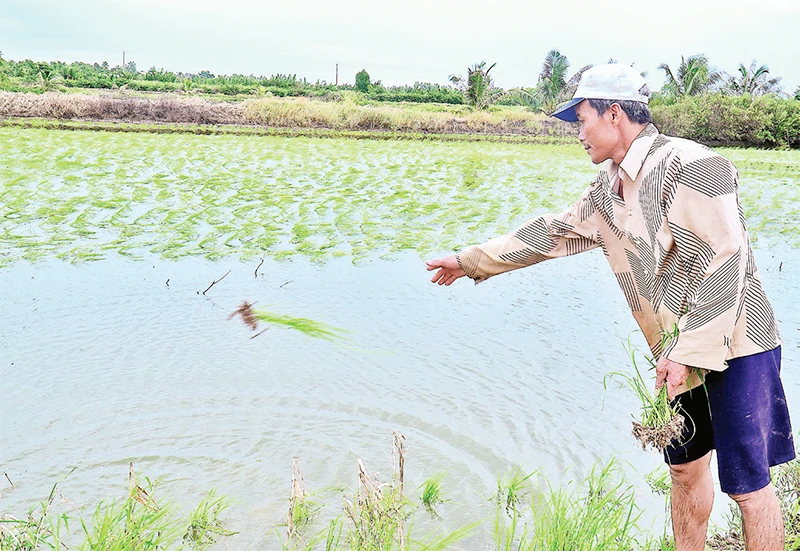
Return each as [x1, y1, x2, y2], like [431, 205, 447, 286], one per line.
[551, 63, 649, 122]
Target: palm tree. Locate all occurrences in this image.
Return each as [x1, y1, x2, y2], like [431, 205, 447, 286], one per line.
[449, 61, 503, 110]
[658, 54, 723, 97]
[725, 60, 783, 96]
[537, 50, 591, 113]
[510, 50, 591, 114]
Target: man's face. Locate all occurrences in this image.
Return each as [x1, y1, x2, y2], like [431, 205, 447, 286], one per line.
[575, 100, 619, 164]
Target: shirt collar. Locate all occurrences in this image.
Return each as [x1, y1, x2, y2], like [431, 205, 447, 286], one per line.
[606, 123, 659, 183]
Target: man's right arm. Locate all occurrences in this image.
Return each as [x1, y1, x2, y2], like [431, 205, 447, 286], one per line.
[439, 185, 601, 284]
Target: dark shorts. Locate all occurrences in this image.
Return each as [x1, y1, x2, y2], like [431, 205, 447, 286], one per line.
[664, 346, 795, 495]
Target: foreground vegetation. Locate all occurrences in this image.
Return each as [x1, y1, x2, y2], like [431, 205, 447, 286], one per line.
[4, 439, 800, 550]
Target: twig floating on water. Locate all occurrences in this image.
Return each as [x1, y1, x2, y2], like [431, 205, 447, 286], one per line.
[254, 255, 265, 278]
[280, 280, 293, 288]
[4, 472, 14, 488]
[165, 278, 170, 287]
[250, 327, 269, 339]
[202, 270, 231, 295]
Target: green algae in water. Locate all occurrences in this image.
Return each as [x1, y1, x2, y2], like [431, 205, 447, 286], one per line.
[1, 127, 798, 268]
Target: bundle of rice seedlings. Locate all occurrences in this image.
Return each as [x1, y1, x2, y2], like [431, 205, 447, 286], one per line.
[228, 300, 347, 341]
[606, 337, 686, 452]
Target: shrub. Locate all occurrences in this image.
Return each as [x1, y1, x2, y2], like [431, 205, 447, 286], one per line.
[653, 93, 800, 148]
[355, 70, 370, 93]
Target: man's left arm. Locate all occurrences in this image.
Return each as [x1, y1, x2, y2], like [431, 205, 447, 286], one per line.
[656, 152, 745, 395]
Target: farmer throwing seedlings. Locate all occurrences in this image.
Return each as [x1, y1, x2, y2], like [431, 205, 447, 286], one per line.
[426, 63, 793, 550]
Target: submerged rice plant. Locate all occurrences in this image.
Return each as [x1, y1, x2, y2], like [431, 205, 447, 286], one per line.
[418, 472, 446, 517]
[1, 127, 796, 268]
[183, 490, 237, 549]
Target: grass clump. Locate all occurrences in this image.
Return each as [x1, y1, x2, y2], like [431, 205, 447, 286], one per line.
[1, 464, 236, 551]
[496, 468, 534, 516]
[79, 485, 179, 551]
[493, 461, 645, 551]
[775, 457, 800, 549]
[418, 472, 446, 518]
[282, 434, 476, 551]
[183, 490, 237, 549]
[526, 461, 643, 551]
[0, 480, 70, 551]
[342, 459, 411, 551]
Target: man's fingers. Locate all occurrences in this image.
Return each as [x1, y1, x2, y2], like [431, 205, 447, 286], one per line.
[425, 261, 440, 271]
[666, 372, 684, 401]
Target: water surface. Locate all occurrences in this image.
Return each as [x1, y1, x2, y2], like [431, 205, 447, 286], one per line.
[1, 128, 798, 548]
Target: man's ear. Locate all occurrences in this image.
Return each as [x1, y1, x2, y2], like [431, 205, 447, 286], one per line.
[609, 103, 624, 126]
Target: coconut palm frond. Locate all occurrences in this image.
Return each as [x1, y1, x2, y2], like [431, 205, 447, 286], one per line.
[724, 59, 784, 96]
[659, 53, 722, 97]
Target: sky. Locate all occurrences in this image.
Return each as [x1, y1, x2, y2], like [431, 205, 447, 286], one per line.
[2, 0, 799, 94]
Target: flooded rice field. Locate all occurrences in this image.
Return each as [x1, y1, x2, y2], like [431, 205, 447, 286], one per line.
[1, 128, 799, 548]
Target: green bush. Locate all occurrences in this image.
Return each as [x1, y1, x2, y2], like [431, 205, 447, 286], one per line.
[653, 93, 800, 148]
[127, 80, 183, 92]
[367, 85, 463, 105]
[355, 70, 370, 93]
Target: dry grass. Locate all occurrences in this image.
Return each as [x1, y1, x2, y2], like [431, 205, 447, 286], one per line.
[0, 91, 241, 124]
[0, 91, 576, 137]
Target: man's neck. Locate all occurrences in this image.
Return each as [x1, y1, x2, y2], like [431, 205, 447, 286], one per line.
[611, 123, 649, 165]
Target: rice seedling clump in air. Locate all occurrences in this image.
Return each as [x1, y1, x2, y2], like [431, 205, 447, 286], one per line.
[228, 300, 348, 341]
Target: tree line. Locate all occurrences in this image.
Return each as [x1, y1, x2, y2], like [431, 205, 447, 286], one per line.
[450, 50, 797, 111]
[1, 49, 797, 110]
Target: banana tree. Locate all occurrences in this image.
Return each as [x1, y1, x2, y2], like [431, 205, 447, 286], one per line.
[725, 60, 783, 96]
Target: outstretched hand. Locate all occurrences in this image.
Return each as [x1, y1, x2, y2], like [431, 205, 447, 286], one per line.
[654, 356, 691, 401]
[426, 255, 466, 286]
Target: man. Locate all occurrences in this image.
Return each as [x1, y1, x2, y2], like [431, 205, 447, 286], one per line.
[426, 64, 793, 551]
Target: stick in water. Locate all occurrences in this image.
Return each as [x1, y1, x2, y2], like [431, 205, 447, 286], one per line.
[202, 270, 231, 295]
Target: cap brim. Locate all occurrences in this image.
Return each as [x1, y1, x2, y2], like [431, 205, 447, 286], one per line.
[550, 97, 584, 122]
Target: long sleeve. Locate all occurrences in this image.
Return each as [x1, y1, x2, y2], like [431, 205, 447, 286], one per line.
[661, 152, 745, 371]
[456, 185, 600, 282]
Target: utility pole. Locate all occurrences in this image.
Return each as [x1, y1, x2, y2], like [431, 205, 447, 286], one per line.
[335, 63, 338, 86]
[123, 51, 126, 67]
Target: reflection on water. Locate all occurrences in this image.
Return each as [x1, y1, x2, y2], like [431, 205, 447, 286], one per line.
[2, 246, 798, 548]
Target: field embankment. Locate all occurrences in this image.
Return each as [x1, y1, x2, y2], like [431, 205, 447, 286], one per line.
[0, 91, 576, 140]
[2, 91, 797, 147]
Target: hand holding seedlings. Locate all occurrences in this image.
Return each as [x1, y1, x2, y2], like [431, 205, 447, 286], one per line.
[654, 356, 691, 401]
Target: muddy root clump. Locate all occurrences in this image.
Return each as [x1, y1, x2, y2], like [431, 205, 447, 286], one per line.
[632, 414, 685, 451]
[228, 300, 259, 331]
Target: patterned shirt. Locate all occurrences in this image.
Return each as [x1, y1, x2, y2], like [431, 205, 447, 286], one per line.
[457, 124, 781, 385]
